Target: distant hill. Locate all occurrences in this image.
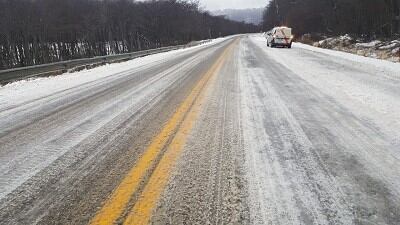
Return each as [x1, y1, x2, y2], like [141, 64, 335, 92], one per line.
[212, 8, 263, 25]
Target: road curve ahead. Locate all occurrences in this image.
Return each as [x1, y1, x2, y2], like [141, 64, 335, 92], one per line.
[0, 35, 400, 225]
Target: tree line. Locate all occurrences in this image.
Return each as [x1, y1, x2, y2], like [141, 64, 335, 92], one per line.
[262, 0, 400, 38]
[0, 0, 257, 70]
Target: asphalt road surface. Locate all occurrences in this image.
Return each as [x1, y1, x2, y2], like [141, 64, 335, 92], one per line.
[0, 35, 400, 225]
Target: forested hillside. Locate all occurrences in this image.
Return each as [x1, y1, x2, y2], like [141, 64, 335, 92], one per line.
[212, 8, 264, 25]
[262, 0, 400, 38]
[0, 0, 257, 70]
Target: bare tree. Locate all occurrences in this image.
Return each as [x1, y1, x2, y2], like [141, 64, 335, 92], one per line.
[0, 0, 258, 70]
[262, 0, 398, 38]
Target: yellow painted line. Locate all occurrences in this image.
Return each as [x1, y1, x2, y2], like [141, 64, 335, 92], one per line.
[123, 41, 237, 225]
[89, 39, 238, 225]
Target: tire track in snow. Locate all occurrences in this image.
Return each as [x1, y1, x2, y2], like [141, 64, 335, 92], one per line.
[240, 38, 354, 225]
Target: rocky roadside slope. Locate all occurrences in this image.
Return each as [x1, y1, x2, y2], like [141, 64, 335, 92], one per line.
[299, 34, 400, 63]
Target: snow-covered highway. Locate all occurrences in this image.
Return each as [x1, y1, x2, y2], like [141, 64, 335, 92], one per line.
[0, 35, 399, 225]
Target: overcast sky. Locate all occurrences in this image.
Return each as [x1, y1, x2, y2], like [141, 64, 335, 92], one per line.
[200, 0, 267, 11]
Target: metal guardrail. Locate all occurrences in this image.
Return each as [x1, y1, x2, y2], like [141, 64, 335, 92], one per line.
[0, 41, 209, 85]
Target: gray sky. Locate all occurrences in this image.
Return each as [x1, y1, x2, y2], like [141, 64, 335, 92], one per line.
[200, 0, 267, 10]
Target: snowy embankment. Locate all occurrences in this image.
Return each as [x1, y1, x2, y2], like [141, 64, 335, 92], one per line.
[0, 37, 227, 110]
[295, 42, 400, 75]
[307, 35, 400, 63]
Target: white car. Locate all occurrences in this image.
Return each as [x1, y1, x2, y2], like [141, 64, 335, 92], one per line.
[266, 27, 293, 48]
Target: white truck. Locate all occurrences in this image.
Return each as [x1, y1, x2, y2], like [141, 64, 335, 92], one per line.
[266, 27, 293, 48]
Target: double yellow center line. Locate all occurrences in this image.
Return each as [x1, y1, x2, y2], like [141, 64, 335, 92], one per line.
[89, 39, 238, 225]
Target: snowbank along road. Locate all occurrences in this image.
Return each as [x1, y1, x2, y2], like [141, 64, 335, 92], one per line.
[0, 34, 400, 225]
